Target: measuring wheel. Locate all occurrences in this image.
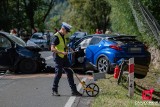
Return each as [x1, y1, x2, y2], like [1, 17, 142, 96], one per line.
[85, 83, 99, 97]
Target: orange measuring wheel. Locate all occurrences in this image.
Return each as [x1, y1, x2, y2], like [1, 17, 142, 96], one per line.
[85, 83, 99, 97]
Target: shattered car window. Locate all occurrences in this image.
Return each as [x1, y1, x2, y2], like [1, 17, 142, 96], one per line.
[8, 35, 26, 47]
[0, 34, 11, 48]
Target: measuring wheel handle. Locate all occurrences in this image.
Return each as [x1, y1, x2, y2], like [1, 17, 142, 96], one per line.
[86, 83, 100, 97]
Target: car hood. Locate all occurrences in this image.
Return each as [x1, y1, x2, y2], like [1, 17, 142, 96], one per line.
[15, 44, 42, 59]
[25, 46, 42, 52]
[25, 40, 42, 52]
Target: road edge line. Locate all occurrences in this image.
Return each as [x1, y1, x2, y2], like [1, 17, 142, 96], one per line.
[64, 77, 87, 107]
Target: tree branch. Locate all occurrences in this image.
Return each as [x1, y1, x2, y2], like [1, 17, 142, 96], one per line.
[42, 0, 55, 23]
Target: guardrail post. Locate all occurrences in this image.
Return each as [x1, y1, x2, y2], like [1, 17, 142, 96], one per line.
[128, 58, 134, 98]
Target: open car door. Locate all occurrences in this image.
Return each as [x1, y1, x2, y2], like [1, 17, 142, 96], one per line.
[69, 36, 92, 71]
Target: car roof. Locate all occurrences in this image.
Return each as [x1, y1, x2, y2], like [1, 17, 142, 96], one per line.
[0, 31, 26, 46]
[32, 32, 43, 35]
[71, 33, 137, 44]
[32, 32, 53, 37]
[0, 31, 10, 35]
[70, 31, 87, 37]
[73, 31, 87, 34]
[88, 34, 137, 39]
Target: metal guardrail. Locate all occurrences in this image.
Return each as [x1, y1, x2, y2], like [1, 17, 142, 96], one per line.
[137, 0, 160, 46]
[129, 0, 160, 46]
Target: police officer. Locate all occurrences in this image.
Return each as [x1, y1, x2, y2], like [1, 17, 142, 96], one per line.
[51, 22, 82, 96]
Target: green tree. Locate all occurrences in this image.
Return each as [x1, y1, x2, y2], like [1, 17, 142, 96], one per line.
[63, 0, 111, 33]
[23, 0, 55, 33]
[0, 0, 13, 31]
[0, 0, 55, 34]
[45, 1, 68, 31]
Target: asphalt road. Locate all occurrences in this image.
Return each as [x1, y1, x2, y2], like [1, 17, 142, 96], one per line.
[0, 51, 94, 107]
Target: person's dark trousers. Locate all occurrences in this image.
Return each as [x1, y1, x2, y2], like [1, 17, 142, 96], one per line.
[52, 55, 77, 93]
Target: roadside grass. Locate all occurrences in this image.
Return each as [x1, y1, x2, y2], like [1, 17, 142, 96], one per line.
[91, 69, 160, 107]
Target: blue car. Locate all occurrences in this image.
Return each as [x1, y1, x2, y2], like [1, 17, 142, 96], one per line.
[70, 34, 151, 79]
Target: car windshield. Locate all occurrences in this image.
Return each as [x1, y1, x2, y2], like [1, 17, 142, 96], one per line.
[8, 34, 26, 46]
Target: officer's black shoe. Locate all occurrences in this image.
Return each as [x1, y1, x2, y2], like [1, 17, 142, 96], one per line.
[52, 91, 60, 96]
[72, 91, 82, 96]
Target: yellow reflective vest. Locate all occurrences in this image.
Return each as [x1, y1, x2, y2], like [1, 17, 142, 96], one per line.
[55, 32, 66, 58]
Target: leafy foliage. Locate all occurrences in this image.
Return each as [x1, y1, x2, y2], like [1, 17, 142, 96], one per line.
[106, 0, 140, 36]
[0, 0, 160, 47]
[61, 0, 111, 33]
[45, 1, 69, 32]
[0, 0, 55, 34]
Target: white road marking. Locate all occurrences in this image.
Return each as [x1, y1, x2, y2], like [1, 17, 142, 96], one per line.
[64, 77, 87, 107]
[44, 56, 52, 60]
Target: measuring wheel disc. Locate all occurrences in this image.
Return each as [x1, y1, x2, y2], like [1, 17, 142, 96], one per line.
[86, 83, 99, 97]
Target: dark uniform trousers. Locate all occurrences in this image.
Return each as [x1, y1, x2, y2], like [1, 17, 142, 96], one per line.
[52, 54, 77, 93]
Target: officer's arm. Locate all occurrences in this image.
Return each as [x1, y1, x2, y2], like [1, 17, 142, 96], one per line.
[51, 44, 62, 54]
[51, 45, 67, 55]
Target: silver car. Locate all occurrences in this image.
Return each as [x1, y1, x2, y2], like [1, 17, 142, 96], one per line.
[29, 32, 48, 50]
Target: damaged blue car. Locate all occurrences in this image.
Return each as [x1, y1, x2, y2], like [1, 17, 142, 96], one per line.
[0, 31, 46, 74]
[69, 34, 151, 79]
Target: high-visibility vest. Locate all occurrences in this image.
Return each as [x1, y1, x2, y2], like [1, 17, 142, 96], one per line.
[55, 32, 66, 58]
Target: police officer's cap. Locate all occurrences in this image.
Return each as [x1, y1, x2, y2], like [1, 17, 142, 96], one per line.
[61, 22, 72, 32]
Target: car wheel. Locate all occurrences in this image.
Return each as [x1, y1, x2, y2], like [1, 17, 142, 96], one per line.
[97, 56, 110, 73]
[134, 73, 147, 79]
[18, 59, 37, 74]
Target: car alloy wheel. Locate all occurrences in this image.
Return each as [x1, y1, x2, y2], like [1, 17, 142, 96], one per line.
[97, 56, 109, 73]
[18, 58, 37, 74]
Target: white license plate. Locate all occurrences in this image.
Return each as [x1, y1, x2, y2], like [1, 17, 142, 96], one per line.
[129, 48, 141, 53]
